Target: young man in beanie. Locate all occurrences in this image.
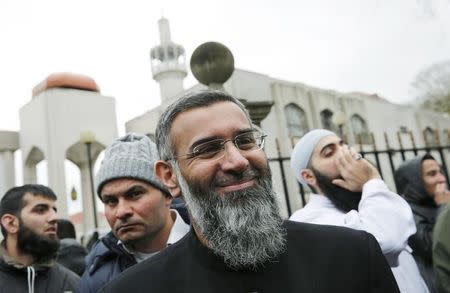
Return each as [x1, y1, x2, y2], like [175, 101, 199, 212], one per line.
[77, 133, 190, 293]
[100, 90, 399, 293]
[289, 129, 429, 293]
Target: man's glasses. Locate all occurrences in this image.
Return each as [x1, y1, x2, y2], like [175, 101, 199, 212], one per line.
[173, 130, 267, 161]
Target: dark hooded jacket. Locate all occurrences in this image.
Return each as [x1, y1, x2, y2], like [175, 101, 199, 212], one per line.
[0, 242, 80, 293]
[56, 238, 88, 276]
[77, 231, 136, 293]
[394, 154, 445, 293]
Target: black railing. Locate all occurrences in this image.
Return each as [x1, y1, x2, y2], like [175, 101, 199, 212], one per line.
[269, 129, 450, 217]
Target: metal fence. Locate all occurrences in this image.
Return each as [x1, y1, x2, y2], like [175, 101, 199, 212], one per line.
[268, 129, 450, 217]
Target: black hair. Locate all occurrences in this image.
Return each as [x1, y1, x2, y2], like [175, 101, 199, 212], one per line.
[0, 184, 57, 238]
[56, 219, 76, 239]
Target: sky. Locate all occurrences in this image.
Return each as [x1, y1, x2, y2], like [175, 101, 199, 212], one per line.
[1, 0, 450, 215]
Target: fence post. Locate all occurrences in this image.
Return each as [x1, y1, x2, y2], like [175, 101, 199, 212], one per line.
[275, 138, 292, 216]
[434, 130, 450, 184]
[409, 130, 418, 156]
[371, 132, 383, 179]
[423, 129, 431, 153]
[357, 133, 365, 158]
[384, 132, 397, 175]
[397, 131, 406, 161]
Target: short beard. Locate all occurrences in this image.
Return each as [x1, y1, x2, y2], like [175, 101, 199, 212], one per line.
[312, 167, 362, 213]
[17, 220, 59, 264]
[173, 163, 286, 271]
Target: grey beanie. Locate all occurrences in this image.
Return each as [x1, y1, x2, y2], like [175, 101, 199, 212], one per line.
[290, 129, 336, 186]
[95, 133, 170, 197]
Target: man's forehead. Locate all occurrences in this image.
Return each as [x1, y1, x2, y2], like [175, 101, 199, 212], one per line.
[170, 102, 251, 144]
[313, 135, 340, 154]
[422, 159, 439, 170]
[23, 193, 55, 206]
[101, 179, 152, 196]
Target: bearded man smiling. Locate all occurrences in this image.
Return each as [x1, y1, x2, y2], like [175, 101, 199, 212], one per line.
[100, 90, 399, 293]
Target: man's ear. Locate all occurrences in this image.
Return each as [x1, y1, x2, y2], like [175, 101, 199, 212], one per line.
[301, 169, 316, 187]
[155, 160, 181, 197]
[1, 214, 19, 235]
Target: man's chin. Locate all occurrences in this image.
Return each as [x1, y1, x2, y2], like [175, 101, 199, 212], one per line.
[45, 233, 58, 239]
[313, 168, 362, 213]
[116, 230, 152, 246]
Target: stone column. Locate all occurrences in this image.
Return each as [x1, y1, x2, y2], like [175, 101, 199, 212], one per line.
[80, 163, 97, 235]
[0, 151, 15, 197]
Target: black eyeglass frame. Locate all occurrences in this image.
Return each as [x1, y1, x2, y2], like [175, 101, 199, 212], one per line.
[169, 129, 267, 161]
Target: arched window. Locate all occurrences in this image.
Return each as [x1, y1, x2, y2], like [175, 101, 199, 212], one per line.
[284, 103, 309, 142]
[320, 109, 335, 131]
[351, 114, 370, 144]
[424, 127, 436, 146]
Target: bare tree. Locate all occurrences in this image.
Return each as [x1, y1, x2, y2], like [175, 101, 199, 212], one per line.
[412, 60, 450, 114]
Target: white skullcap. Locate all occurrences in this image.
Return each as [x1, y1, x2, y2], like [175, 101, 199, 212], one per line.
[290, 129, 336, 186]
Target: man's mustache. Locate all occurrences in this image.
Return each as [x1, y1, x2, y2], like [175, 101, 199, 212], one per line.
[214, 168, 260, 187]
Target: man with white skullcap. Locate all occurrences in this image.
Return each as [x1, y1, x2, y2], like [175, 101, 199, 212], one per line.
[290, 129, 429, 293]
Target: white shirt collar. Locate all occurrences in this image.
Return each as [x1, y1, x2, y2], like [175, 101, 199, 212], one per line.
[167, 209, 190, 245]
[308, 193, 337, 208]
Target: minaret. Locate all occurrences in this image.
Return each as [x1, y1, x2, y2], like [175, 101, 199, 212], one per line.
[150, 17, 187, 102]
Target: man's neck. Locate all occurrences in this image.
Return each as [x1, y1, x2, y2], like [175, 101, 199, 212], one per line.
[4, 237, 34, 266]
[127, 211, 175, 253]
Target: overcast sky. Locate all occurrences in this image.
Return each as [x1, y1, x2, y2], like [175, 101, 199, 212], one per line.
[1, 0, 449, 135]
[2, 0, 450, 215]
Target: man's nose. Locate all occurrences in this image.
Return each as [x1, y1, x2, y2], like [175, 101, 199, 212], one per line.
[115, 200, 133, 219]
[48, 208, 58, 223]
[437, 172, 447, 182]
[220, 141, 250, 173]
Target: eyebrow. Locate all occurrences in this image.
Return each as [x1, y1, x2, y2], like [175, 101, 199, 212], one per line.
[319, 139, 344, 155]
[426, 167, 444, 174]
[32, 203, 57, 212]
[189, 128, 255, 150]
[124, 185, 146, 197]
[102, 184, 147, 200]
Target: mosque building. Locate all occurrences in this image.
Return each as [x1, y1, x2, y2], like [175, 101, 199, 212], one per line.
[1, 17, 449, 238]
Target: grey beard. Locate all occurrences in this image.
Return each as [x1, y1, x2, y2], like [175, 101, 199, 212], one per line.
[173, 163, 286, 270]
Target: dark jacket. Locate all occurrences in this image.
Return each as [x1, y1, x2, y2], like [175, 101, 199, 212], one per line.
[394, 154, 444, 293]
[171, 197, 190, 225]
[57, 238, 88, 276]
[433, 203, 450, 293]
[0, 243, 80, 293]
[100, 221, 399, 293]
[77, 231, 136, 293]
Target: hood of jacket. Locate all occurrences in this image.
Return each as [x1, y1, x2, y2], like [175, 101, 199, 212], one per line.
[0, 241, 54, 273]
[85, 231, 135, 275]
[394, 154, 437, 207]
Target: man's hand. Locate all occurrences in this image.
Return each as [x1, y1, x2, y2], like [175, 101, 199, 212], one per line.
[332, 145, 381, 192]
[434, 182, 450, 205]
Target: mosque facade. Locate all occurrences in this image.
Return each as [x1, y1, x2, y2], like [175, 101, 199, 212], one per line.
[126, 18, 450, 217]
[1, 18, 449, 238]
